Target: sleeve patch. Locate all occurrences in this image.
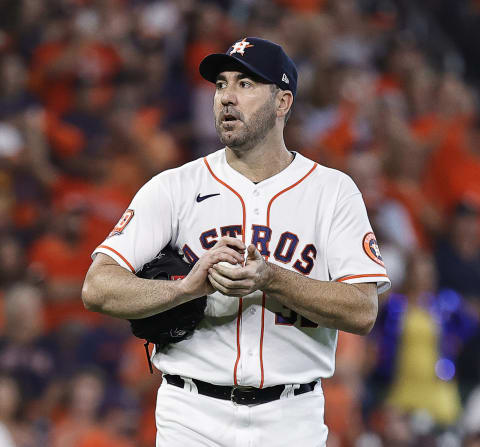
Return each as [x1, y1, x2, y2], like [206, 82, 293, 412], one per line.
[362, 232, 385, 267]
[109, 209, 134, 237]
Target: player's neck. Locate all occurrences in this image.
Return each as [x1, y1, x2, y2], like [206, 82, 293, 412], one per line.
[225, 135, 293, 183]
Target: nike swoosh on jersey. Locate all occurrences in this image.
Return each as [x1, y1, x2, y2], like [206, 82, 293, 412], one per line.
[196, 193, 220, 202]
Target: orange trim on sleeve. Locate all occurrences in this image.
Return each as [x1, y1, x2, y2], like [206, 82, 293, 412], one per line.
[96, 245, 135, 273]
[260, 162, 318, 389]
[203, 156, 246, 386]
[336, 273, 389, 282]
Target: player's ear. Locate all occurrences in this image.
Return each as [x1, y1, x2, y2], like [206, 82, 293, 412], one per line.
[276, 90, 293, 120]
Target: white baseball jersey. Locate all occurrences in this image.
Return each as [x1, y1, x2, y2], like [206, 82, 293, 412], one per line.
[93, 149, 390, 388]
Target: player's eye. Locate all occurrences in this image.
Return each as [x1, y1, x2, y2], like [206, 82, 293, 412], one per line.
[215, 81, 226, 89]
[240, 80, 252, 88]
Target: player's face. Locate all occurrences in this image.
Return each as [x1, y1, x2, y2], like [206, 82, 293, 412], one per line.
[214, 71, 277, 150]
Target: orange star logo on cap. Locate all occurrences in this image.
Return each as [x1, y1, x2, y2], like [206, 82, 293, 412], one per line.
[229, 38, 254, 56]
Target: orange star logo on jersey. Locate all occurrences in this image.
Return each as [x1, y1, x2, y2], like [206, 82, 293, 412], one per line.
[109, 209, 134, 237]
[229, 38, 254, 56]
[362, 232, 384, 267]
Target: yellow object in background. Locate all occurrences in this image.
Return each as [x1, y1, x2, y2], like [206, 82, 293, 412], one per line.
[387, 305, 461, 425]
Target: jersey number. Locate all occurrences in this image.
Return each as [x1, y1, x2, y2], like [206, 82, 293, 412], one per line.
[275, 306, 318, 328]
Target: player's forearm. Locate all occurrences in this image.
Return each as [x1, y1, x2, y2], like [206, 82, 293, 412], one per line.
[82, 261, 190, 319]
[263, 263, 378, 335]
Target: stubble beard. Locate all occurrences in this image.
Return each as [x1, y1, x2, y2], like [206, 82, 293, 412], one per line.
[215, 97, 277, 151]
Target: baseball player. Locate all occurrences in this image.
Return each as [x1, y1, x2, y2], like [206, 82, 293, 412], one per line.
[82, 37, 390, 446]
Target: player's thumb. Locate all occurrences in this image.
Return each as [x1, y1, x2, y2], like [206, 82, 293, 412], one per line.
[246, 244, 262, 262]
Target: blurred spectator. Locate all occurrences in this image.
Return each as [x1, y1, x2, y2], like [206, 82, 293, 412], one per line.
[185, 2, 236, 156]
[367, 252, 475, 427]
[0, 284, 58, 446]
[302, 61, 376, 170]
[324, 331, 368, 446]
[0, 53, 39, 119]
[462, 386, 480, 442]
[457, 317, 480, 404]
[424, 106, 480, 216]
[409, 72, 468, 154]
[465, 434, 480, 447]
[0, 236, 28, 289]
[328, 0, 374, 67]
[381, 112, 444, 249]
[51, 368, 106, 447]
[75, 396, 139, 447]
[0, 374, 40, 447]
[347, 151, 417, 288]
[52, 366, 139, 447]
[29, 7, 121, 116]
[28, 200, 97, 330]
[374, 405, 414, 447]
[74, 315, 131, 385]
[0, 284, 57, 401]
[435, 199, 480, 308]
[118, 338, 162, 447]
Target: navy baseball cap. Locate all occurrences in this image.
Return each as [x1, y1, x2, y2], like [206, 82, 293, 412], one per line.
[199, 37, 298, 99]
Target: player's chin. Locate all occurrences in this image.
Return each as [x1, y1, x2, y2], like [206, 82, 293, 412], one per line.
[219, 132, 241, 147]
[220, 124, 239, 135]
[219, 121, 244, 134]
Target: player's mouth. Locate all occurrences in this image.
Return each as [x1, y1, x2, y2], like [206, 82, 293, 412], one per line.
[220, 112, 241, 126]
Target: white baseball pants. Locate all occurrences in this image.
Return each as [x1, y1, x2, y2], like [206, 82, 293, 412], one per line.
[155, 379, 328, 446]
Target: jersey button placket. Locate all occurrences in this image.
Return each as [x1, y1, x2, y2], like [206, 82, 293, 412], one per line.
[237, 189, 258, 384]
[240, 189, 265, 386]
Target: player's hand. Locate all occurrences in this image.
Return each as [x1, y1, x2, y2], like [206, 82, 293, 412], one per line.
[208, 244, 272, 297]
[179, 237, 246, 299]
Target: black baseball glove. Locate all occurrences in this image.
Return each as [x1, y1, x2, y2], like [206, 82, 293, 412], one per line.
[128, 246, 207, 369]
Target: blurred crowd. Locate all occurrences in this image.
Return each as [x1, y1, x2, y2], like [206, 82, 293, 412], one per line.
[0, 0, 479, 446]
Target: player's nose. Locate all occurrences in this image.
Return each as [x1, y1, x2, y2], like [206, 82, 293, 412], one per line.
[220, 87, 238, 106]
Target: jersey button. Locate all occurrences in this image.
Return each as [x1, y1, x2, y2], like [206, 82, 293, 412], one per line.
[253, 208, 259, 215]
[250, 308, 256, 315]
[253, 189, 260, 197]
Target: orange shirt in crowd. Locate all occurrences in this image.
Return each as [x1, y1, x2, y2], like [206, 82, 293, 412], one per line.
[303, 101, 357, 170]
[119, 338, 162, 447]
[411, 114, 469, 151]
[45, 112, 86, 158]
[28, 234, 100, 329]
[424, 130, 480, 214]
[29, 41, 76, 115]
[132, 107, 186, 173]
[274, 0, 327, 13]
[185, 40, 226, 85]
[323, 331, 366, 446]
[51, 416, 94, 447]
[384, 178, 432, 249]
[50, 168, 139, 253]
[30, 40, 121, 115]
[77, 428, 135, 447]
[29, 235, 92, 281]
[376, 73, 402, 97]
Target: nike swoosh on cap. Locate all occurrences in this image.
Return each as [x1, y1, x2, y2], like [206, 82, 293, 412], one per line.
[196, 193, 220, 202]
